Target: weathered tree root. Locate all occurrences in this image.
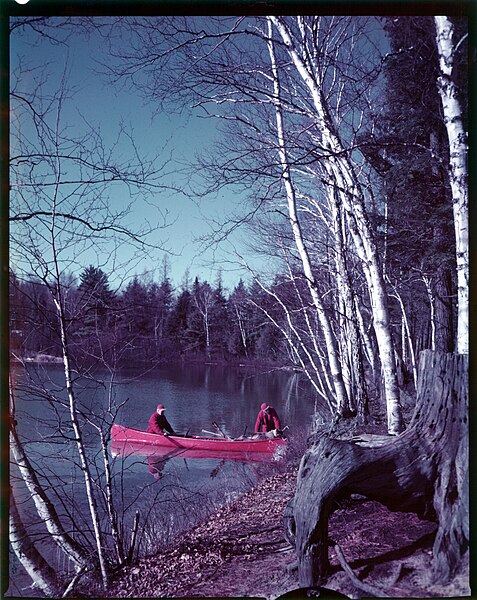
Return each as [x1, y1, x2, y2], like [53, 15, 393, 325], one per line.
[333, 542, 390, 598]
[286, 351, 468, 588]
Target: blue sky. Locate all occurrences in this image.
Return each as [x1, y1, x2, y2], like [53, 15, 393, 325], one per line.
[10, 17, 259, 292]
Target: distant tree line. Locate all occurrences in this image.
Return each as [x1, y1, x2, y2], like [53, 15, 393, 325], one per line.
[10, 266, 292, 367]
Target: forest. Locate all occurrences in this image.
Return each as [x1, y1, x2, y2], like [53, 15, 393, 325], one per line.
[7, 13, 469, 599]
[10, 265, 308, 367]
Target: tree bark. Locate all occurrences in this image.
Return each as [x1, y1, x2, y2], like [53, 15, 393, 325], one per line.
[9, 417, 89, 569]
[287, 350, 468, 587]
[331, 190, 368, 420]
[434, 16, 469, 355]
[433, 264, 454, 353]
[9, 492, 61, 597]
[54, 293, 110, 588]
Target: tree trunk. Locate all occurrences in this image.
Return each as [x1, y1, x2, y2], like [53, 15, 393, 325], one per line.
[270, 16, 403, 434]
[9, 491, 61, 597]
[434, 16, 469, 355]
[434, 263, 455, 353]
[287, 350, 468, 587]
[54, 294, 110, 589]
[9, 417, 89, 569]
[331, 190, 368, 420]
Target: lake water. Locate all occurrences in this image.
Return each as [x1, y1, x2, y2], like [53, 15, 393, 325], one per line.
[8, 362, 330, 596]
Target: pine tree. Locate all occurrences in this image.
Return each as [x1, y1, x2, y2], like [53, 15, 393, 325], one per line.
[77, 266, 116, 335]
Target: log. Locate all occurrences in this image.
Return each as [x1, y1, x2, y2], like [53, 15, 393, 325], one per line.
[287, 350, 468, 587]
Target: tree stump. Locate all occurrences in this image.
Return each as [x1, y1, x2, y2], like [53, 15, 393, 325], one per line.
[287, 350, 468, 587]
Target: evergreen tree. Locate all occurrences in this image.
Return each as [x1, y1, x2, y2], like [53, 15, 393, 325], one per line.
[77, 266, 116, 335]
[210, 272, 229, 359]
[167, 287, 192, 356]
[121, 277, 151, 336]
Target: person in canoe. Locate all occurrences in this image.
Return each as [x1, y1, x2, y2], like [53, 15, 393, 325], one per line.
[254, 403, 281, 436]
[147, 404, 175, 436]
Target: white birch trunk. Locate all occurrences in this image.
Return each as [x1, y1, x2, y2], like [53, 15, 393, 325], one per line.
[10, 492, 60, 596]
[355, 301, 376, 374]
[331, 190, 368, 417]
[269, 16, 403, 433]
[392, 289, 418, 389]
[49, 106, 110, 586]
[267, 19, 350, 416]
[99, 428, 123, 563]
[434, 16, 469, 355]
[205, 307, 211, 358]
[54, 294, 110, 588]
[327, 153, 402, 433]
[236, 309, 249, 357]
[10, 426, 89, 569]
[9, 374, 89, 568]
[423, 275, 436, 351]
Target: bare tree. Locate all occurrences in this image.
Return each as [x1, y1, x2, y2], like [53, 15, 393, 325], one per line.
[266, 18, 351, 417]
[268, 16, 403, 433]
[190, 279, 215, 359]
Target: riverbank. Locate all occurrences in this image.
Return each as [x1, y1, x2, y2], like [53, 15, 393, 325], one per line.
[100, 467, 469, 599]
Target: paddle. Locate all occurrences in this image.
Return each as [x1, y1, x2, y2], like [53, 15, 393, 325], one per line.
[161, 432, 184, 448]
[202, 429, 225, 437]
[212, 421, 231, 439]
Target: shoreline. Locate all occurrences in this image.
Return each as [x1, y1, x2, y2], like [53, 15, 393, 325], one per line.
[11, 354, 302, 372]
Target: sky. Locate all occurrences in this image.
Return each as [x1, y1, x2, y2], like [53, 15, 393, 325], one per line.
[9, 17, 261, 292]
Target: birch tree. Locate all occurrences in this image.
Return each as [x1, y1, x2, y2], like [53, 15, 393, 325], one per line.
[268, 16, 403, 433]
[9, 492, 61, 597]
[266, 18, 350, 417]
[434, 15, 469, 355]
[9, 17, 173, 591]
[106, 16, 404, 429]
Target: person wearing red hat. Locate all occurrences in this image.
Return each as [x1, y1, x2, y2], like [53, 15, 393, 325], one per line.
[147, 404, 175, 436]
[254, 402, 281, 434]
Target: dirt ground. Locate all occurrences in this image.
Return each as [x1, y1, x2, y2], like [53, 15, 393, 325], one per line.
[103, 469, 471, 599]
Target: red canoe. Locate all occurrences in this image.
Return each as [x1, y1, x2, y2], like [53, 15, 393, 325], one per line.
[111, 424, 286, 454]
[110, 440, 281, 464]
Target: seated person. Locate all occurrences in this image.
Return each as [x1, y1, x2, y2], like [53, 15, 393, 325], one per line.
[147, 404, 175, 436]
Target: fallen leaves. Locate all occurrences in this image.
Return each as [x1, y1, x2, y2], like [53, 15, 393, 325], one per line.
[104, 471, 298, 598]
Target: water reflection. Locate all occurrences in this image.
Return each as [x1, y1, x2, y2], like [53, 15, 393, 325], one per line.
[148, 454, 168, 480]
[111, 439, 283, 483]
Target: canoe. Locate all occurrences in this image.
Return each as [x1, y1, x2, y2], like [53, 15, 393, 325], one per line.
[111, 424, 286, 454]
[110, 440, 281, 464]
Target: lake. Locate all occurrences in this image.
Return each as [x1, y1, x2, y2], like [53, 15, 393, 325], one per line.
[8, 362, 330, 596]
